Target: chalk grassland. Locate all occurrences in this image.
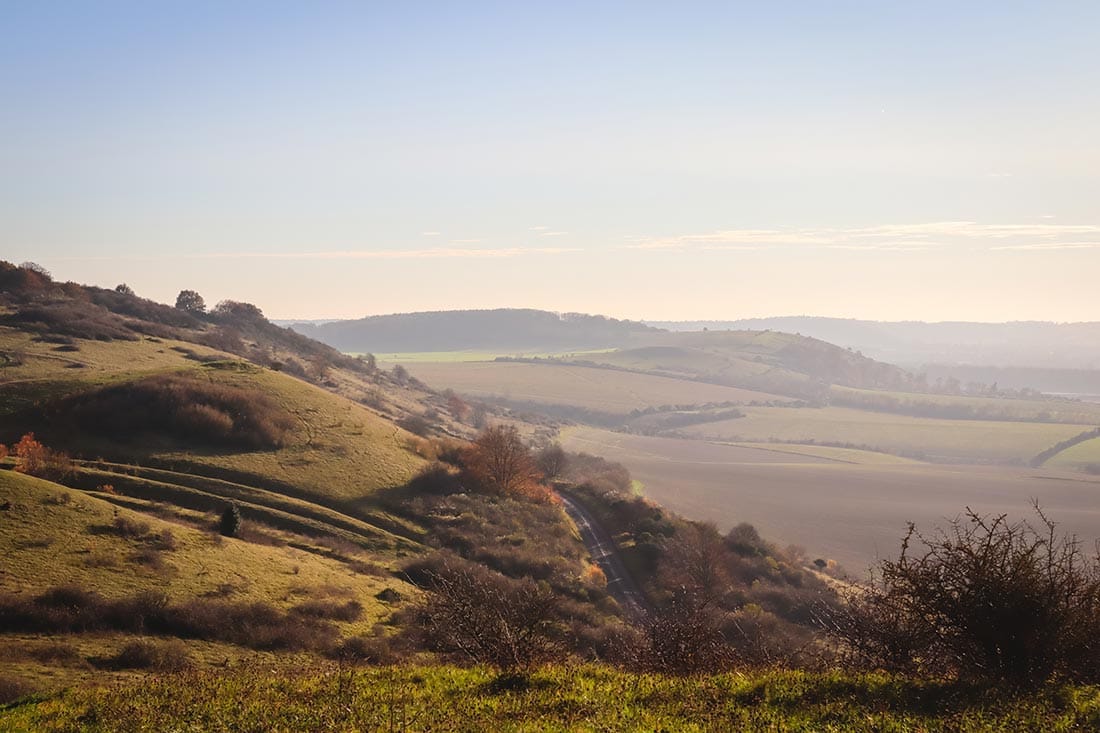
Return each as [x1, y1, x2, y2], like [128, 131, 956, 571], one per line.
[559, 427, 1100, 573]
[0, 330, 428, 506]
[1046, 436, 1100, 471]
[152, 365, 425, 504]
[404, 361, 790, 413]
[5, 664, 1099, 732]
[677, 406, 1092, 464]
[0, 471, 413, 690]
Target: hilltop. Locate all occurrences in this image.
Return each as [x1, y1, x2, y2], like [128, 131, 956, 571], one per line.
[648, 316, 1100, 371]
[288, 308, 662, 353]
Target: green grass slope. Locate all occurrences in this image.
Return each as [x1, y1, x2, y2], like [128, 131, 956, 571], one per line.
[4, 664, 1098, 732]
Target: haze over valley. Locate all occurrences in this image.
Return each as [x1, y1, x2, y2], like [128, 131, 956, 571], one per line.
[5, 2, 1100, 728]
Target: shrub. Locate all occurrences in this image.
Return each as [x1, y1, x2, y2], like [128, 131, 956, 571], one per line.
[11, 433, 73, 481]
[55, 373, 296, 449]
[0, 675, 36, 705]
[331, 636, 400, 665]
[291, 599, 363, 622]
[407, 555, 563, 673]
[219, 503, 241, 537]
[110, 639, 192, 672]
[825, 506, 1100, 687]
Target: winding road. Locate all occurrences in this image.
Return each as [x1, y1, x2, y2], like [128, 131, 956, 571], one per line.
[557, 490, 650, 624]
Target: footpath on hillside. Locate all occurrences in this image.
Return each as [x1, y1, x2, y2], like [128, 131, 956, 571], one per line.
[556, 490, 650, 623]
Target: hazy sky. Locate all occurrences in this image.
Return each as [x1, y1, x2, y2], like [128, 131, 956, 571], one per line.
[3, 2, 1099, 321]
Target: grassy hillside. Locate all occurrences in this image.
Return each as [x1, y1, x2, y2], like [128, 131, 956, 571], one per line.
[5, 664, 1099, 732]
[0, 470, 415, 692]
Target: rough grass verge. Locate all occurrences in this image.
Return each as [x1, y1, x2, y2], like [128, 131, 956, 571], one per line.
[3, 664, 1100, 732]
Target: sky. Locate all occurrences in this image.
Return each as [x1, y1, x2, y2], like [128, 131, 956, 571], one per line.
[2, 1, 1099, 322]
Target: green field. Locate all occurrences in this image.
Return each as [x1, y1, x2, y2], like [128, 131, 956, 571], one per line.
[830, 384, 1100, 424]
[1046, 436, 1100, 472]
[404, 361, 790, 414]
[5, 663, 1098, 732]
[677, 406, 1091, 464]
[560, 427, 1100, 572]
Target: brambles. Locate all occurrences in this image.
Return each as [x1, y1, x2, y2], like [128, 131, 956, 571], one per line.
[825, 506, 1100, 687]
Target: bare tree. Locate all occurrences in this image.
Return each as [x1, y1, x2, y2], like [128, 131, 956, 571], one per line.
[462, 425, 544, 497]
[535, 443, 568, 481]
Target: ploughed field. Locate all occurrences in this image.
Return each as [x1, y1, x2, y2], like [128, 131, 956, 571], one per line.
[561, 427, 1100, 574]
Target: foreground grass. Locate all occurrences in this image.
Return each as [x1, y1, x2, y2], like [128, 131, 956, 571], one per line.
[3, 664, 1099, 732]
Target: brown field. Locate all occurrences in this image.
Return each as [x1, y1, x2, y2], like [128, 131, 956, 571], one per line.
[561, 427, 1100, 574]
[404, 361, 790, 413]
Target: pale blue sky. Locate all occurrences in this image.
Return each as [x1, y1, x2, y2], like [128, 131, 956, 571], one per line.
[2, 2, 1099, 320]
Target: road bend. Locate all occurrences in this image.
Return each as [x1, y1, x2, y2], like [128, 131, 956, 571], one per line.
[556, 490, 650, 624]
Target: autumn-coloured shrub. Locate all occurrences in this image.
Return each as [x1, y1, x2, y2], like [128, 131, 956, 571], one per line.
[11, 433, 74, 480]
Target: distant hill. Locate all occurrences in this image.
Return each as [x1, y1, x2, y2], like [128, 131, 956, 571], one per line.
[646, 317, 1100, 370]
[288, 309, 662, 353]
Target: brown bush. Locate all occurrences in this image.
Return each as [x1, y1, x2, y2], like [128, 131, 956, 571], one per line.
[291, 599, 363, 622]
[0, 675, 36, 705]
[109, 639, 192, 672]
[0, 587, 339, 653]
[407, 555, 563, 673]
[331, 636, 401, 665]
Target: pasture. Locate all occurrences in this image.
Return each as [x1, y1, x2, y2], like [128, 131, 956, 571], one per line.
[1045, 436, 1100, 472]
[560, 427, 1100, 573]
[404, 361, 789, 414]
[677, 406, 1092, 464]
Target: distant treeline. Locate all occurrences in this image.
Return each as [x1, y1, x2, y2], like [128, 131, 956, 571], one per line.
[289, 309, 661, 353]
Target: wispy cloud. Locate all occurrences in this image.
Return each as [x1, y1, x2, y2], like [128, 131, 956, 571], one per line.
[55, 247, 583, 262]
[421, 231, 441, 236]
[201, 247, 581, 260]
[990, 242, 1100, 251]
[622, 222, 1100, 253]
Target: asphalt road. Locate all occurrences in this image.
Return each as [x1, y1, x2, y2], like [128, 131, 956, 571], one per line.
[557, 491, 649, 624]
